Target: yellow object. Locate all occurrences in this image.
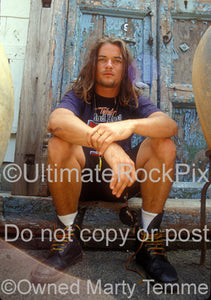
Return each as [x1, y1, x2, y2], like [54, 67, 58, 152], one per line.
[99, 156, 102, 171]
[0, 42, 14, 165]
[192, 26, 211, 149]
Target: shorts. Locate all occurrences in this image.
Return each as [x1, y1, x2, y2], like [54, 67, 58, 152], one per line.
[79, 144, 141, 202]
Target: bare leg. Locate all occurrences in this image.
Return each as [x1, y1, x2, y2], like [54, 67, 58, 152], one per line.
[31, 137, 85, 283]
[135, 137, 178, 284]
[47, 136, 85, 215]
[136, 137, 176, 213]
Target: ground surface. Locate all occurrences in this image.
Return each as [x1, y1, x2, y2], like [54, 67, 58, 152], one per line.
[0, 239, 210, 300]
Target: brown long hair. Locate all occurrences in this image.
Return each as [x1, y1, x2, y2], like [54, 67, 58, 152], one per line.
[71, 36, 140, 107]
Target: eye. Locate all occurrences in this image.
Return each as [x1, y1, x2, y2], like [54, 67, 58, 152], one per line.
[98, 58, 106, 63]
[113, 59, 122, 64]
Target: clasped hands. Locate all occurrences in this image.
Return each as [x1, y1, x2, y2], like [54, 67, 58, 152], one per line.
[88, 121, 134, 155]
[87, 121, 136, 198]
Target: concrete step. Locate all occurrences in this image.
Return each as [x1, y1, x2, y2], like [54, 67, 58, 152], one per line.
[0, 193, 210, 251]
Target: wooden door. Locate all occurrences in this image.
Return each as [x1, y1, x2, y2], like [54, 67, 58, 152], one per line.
[12, 0, 211, 197]
[60, 0, 155, 149]
[12, 0, 154, 196]
[158, 0, 211, 197]
[12, 0, 69, 196]
[60, 1, 155, 99]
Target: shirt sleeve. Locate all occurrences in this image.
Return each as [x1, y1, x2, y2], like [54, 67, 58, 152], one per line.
[56, 90, 82, 117]
[135, 95, 161, 118]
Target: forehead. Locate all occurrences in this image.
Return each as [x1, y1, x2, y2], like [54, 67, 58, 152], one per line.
[98, 43, 122, 57]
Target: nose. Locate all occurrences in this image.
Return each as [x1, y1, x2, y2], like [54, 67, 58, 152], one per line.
[105, 59, 113, 68]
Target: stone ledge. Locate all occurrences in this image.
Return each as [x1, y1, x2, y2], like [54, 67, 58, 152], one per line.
[0, 193, 210, 250]
[1, 193, 211, 229]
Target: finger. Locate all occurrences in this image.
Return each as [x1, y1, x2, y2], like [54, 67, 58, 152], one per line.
[117, 162, 135, 185]
[93, 129, 113, 155]
[88, 125, 103, 146]
[114, 163, 136, 195]
[112, 174, 130, 198]
[110, 167, 118, 191]
[87, 131, 93, 147]
[115, 181, 128, 198]
[90, 132, 101, 151]
[98, 135, 113, 155]
[88, 131, 98, 147]
[127, 167, 136, 187]
[92, 135, 105, 154]
[111, 169, 128, 197]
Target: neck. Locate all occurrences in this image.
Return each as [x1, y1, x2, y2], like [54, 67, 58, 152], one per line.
[95, 86, 119, 98]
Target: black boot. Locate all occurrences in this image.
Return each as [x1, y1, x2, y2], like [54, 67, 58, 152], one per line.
[31, 218, 83, 284]
[135, 212, 178, 284]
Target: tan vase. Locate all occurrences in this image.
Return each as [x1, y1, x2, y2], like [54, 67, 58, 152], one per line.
[192, 26, 211, 149]
[0, 42, 14, 166]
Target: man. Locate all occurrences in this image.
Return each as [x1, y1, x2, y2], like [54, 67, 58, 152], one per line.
[32, 37, 178, 284]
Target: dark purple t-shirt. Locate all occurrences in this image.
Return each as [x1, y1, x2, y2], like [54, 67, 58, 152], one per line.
[56, 90, 160, 152]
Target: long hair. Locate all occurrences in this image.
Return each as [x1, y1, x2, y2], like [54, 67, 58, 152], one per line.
[71, 36, 140, 107]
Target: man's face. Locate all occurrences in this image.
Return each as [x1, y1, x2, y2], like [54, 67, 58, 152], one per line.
[95, 43, 123, 95]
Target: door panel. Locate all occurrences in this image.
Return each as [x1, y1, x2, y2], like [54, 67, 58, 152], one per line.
[61, 3, 153, 149]
[172, 19, 211, 85]
[78, 14, 104, 74]
[159, 0, 211, 197]
[104, 16, 143, 78]
[61, 2, 153, 97]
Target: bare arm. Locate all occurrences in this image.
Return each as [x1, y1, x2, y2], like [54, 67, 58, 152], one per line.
[47, 108, 135, 198]
[133, 111, 178, 137]
[89, 111, 178, 154]
[47, 108, 92, 147]
[103, 143, 136, 198]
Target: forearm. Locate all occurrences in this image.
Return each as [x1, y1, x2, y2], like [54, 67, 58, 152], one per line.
[132, 112, 178, 138]
[88, 112, 177, 155]
[47, 108, 92, 147]
[103, 142, 136, 198]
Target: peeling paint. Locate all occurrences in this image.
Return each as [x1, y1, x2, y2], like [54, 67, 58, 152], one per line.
[51, 1, 69, 108]
[61, 0, 154, 94]
[173, 107, 208, 188]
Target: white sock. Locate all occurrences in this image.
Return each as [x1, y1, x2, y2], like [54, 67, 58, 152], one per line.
[142, 209, 158, 230]
[58, 211, 78, 228]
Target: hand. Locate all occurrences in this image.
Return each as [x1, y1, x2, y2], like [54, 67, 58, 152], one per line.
[88, 120, 135, 155]
[103, 143, 136, 198]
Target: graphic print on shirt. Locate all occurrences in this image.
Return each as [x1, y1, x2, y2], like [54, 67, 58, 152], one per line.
[93, 106, 122, 123]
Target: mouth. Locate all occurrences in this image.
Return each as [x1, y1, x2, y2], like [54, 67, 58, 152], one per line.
[103, 72, 114, 76]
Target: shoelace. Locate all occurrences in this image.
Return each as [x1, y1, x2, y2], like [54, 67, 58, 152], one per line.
[140, 231, 166, 256]
[50, 224, 81, 252]
[126, 229, 166, 284]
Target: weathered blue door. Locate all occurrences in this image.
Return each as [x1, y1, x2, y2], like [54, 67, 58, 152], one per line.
[61, 0, 156, 149]
[12, 0, 211, 197]
[59, 0, 211, 198]
[61, 1, 155, 97]
[158, 1, 211, 197]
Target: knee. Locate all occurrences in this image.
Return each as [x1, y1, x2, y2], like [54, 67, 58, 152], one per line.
[48, 136, 72, 163]
[152, 138, 176, 163]
[48, 136, 85, 168]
